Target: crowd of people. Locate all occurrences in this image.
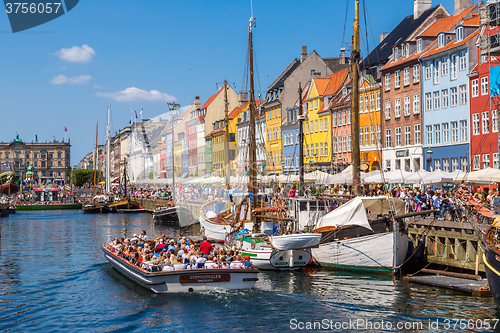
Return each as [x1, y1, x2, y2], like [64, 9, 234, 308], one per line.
[106, 232, 254, 272]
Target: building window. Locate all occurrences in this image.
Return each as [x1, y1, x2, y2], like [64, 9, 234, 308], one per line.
[333, 138, 337, 153]
[376, 92, 380, 110]
[494, 153, 499, 169]
[441, 89, 449, 108]
[474, 155, 481, 170]
[348, 135, 351, 151]
[434, 159, 441, 171]
[385, 74, 390, 91]
[451, 54, 457, 80]
[404, 125, 411, 146]
[441, 57, 448, 76]
[425, 93, 432, 111]
[395, 99, 401, 118]
[417, 39, 422, 53]
[413, 64, 420, 83]
[457, 26, 464, 42]
[386, 159, 392, 171]
[404, 67, 410, 86]
[459, 51, 466, 71]
[493, 109, 499, 132]
[315, 119, 318, 133]
[369, 93, 374, 111]
[443, 158, 450, 172]
[426, 125, 432, 145]
[443, 122, 449, 144]
[385, 101, 391, 119]
[473, 113, 480, 135]
[434, 124, 441, 144]
[364, 126, 369, 146]
[393, 47, 398, 61]
[414, 124, 421, 145]
[451, 121, 458, 142]
[395, 127, 401, 147]
[450, 87, 458, 106]
[385, 129, 392, 148]
[370, 125, 375, 145]
[459, 85, 467, 105]
[425, 62, 431, 80]
[325, 142, 328, 157]
[434, 59, 439, 84]
[364, 95, 369, 112]
[461, 157, 468, 172]
[320, 142, 323, 157]
[342, 111, 346, 125]
[482, 111, 490, 134]
[413, 94, 420, 114]
[483, 153, 491, 169]
[395, 159, 401, 170]
[404, 96, 411, 116]
[433, 91, 440, 110]
[481, 76, 489, 95]
[359, 127, 363, 147]
[333, 112, 337, 127]
[376, 125, 381, 144]
[438, 33, 445, 48]
[324, 118, 328, 131]
[472, 79, 479, 97]
[395, 70, 400, 88]
[452, 158, 459, 171]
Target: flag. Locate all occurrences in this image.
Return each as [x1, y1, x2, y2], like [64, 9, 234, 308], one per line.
[135, 111, 138, 119]
[140, 107, 143, 116]
[64, 126, 67, 132]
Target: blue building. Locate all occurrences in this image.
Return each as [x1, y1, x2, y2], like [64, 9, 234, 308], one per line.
[420, 18, 479, 172]
[282, 106, 300, 175]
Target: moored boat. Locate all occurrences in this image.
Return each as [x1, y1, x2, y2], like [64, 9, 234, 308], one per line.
[153, 205, 195, 227]
[312, 196, 408, 274]
[102, 244, 258, 293]
[483, 225, 500, 308]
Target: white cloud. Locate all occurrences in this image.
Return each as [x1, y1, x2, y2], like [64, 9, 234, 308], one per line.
[54, 44, 96, 63]
[51, 74, 92, 84]
[96, 87, 176, 102]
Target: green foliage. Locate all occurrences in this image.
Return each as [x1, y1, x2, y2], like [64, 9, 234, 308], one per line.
[71, 169, 103, 187]
[310, 187, 317, 196]
[149, 172, 153, 180]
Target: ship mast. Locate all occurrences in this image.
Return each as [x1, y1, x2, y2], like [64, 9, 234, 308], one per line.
[351, 0, 361, 195]
[106, 104, 111, 193]
[93, 122, 98, 199]
[223, 80, 230, 191]
[248, 14, 258, 229]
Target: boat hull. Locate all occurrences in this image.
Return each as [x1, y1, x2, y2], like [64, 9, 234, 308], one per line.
[483, 227, 500, 308]
[199, 215, 233, 242]
[16, 203, 82, 211]
[313, 229, 408, 274]
[102, 247, 258, 293]
[269, 233, 322, 250]
[154, 206, 195, 227]
[82, 204, 110, 214]
[109, 199, 140, 212]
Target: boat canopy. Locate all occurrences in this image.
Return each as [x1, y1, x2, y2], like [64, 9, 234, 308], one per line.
[313, 196, 405, 232]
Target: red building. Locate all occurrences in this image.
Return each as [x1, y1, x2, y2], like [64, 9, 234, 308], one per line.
[469, 27, 499, 172]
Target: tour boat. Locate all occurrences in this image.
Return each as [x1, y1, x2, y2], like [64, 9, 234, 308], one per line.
[102, 244, 259, 293]
[153, 205, 195, 227]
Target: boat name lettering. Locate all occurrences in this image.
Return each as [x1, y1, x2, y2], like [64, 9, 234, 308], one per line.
[179, 273, 231, 284]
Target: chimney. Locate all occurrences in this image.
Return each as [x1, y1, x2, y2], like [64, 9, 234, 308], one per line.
[239, 91, 249, 106]
[454, 0, 470, 15]
[339, 48, 346, 65]
[301, 45, 307, 62]
[414, 0, 432, 19]
[194, 96, 201, 109]
[379, 33, 389, 43]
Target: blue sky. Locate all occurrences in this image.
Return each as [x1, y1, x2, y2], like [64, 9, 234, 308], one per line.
[0, 0, 462, 164]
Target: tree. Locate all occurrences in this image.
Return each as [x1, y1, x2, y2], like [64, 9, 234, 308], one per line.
[71, 169, 102, 187]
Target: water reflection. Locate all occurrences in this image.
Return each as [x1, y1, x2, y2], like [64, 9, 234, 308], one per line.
[1, 211, 499, 332]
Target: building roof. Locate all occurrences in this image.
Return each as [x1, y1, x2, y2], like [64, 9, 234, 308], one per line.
[419, 5, 475, 37]
[462, 14, 479, 26]
[420, 29, 479, 59]
[268, 59, 301, 92]
[201, 87, 224, 110]
[360, 5, 442, 69]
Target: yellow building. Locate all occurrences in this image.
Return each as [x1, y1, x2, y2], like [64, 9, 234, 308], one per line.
[358, 74, 382, 171]
[208, 103, 245, 177]
[265, 103, 282, 175]
[304, 68, 349, 171]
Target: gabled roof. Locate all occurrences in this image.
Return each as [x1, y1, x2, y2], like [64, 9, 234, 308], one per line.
[268, 59, 301, 92]
[419, 5, 476, 37]
[462, 14, 479, 26]
[420, 29, 479, 59]
[360, 5, 443, 69]
[380, 37, 436, 72]
[228, 104, 247, 119]
[201, 87, 224, 110]
[324, 68, 350, 96]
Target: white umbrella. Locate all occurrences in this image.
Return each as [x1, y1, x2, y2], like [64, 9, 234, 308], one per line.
[304, 170, 330, 182]
[404, 170, 431, 185]
[363, 170, 412, 184]
[453, 167, 500, 183]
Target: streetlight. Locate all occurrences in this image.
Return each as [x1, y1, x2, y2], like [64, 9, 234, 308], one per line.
[426, 147, 433, 172]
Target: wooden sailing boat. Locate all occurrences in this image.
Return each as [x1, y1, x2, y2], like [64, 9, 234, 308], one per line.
[82, 122, 110, 214]
[310, 0, 408, 274]
[199, 10, 320, 270]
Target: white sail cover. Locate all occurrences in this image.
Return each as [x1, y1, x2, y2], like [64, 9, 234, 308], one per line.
[313, 196, 405, 232]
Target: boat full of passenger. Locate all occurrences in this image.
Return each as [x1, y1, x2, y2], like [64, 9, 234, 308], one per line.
[102, 236, 259, 293]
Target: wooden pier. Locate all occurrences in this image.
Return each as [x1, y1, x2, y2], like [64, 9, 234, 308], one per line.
[407, 218, 488, 273]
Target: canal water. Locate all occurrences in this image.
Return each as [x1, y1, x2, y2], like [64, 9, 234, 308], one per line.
[1, 210, 499, 332]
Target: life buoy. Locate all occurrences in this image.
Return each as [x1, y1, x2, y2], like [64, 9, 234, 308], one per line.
[166, 201, 174, 207]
